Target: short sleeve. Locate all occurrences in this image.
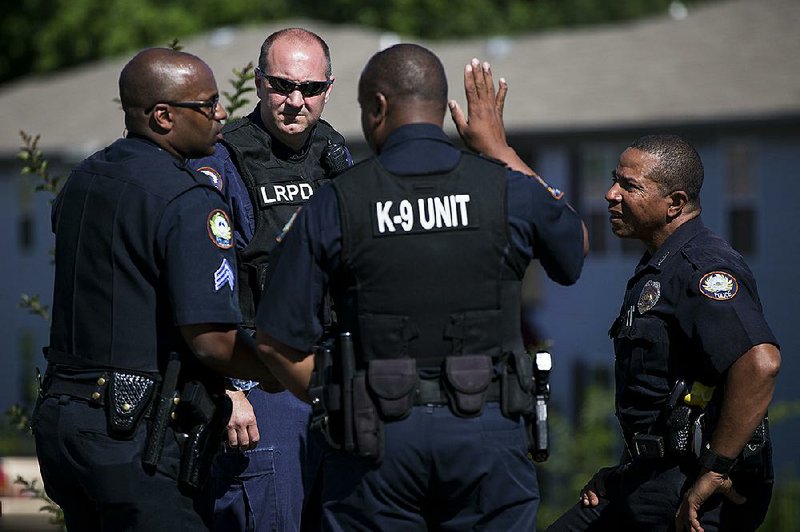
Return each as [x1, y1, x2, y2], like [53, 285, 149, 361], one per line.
[678, 266, 776, 377]
[506, 170, 585, 285]
[190, 143, 255, 247]
[158, 185, 242, 326]
[255, 185, 341, 352]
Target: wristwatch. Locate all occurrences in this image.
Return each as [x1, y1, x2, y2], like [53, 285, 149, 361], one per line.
[698, 447, 737, 476]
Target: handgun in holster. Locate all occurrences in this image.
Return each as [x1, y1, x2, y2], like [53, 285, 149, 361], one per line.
[309, 332, 383, 462]
[176, 380, 231, 490]
[309, 337, 341, 449]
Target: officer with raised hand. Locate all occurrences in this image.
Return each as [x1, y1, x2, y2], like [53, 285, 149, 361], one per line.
[547, 135, 780, 532]
[191, 27, 351, 531]
[254, 44, 588, 530]
[33, 48, 277, 531]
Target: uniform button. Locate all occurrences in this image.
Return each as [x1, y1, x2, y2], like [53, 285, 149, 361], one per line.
[96, 377, 106, 386]
[170, 412, 177, 420]
[122, 403, 131, 412]
[173, 397, 181, 405]
[91, 392, 101, 401]
[312, 397, 320, 406]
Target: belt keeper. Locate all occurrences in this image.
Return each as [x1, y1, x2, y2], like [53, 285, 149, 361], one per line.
[91, 373, 109, 403]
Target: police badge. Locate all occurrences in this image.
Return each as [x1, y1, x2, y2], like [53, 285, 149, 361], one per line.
[637, 280, 661, 314]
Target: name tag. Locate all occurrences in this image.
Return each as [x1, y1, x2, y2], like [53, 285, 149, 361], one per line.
[258, 181, 314, 208]
[372, 194, 476, 235]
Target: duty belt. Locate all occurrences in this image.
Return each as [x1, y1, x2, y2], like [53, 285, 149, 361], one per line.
[43, 369, 159, 427]
[415, 378, 502, 405]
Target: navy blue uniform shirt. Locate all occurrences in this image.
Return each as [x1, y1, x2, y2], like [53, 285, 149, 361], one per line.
[193, 142, 254, 249]
[611, 216, 778, 435]
[49, 136, 241, 371]
[256, 123, 585, 352]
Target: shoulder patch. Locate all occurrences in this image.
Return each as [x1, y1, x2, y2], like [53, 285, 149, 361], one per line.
[207, 209, 233, 249]
[699, 271, 738, 301]
[197, 166, 223, 191]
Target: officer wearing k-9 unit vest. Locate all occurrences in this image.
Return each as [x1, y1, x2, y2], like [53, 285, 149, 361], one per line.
[548, 135, 781, 532]
[33, 48, 278, 531]
[254, 44, 589, 530]
[191, 27, 352, 531]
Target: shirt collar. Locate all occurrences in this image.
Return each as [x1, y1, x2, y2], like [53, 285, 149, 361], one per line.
[635, 215, 706, 274]
[380, 123, 453, 154]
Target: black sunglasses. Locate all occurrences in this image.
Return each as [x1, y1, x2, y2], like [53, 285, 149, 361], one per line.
[257, 69, 331, 97]
[147, 95, 220, 116]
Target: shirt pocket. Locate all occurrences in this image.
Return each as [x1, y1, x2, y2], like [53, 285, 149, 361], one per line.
[613, 316, 670, 384]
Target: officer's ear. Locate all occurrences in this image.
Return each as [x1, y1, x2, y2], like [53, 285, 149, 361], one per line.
[368, 92, 388, 124]
[323, 75, 335, 104]
[666, 189, 689, 219]
[149, 103, 175, 133]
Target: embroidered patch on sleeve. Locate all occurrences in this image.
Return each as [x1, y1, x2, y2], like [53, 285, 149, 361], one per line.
[207, 209, 233, 249]
[197, 166, 223, 191]
[699, 271, 739, 301]
[214, 257, 235, 292]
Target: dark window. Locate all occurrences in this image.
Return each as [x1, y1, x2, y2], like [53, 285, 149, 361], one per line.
[729, 207, 756, 256]
[725, 140, 758, 256]
[588, 212, 607, 254]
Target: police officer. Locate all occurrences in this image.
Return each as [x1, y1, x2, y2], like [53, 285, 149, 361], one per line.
[548, 135, 780, 532]
[254, 45, 588, 530]
[32, 48, 277, 531]
[191, 27, 351, 531]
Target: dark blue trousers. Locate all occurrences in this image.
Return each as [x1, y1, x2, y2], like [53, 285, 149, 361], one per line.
[546, 456, 772, 532]
[33, 395, 207, 531]
[319, 402, 540, 531]
[204, 389, 322, 532]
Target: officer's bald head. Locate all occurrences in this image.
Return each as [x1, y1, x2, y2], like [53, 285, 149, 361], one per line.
[119, 48, 212, 130]
[359, 44, 448, 115]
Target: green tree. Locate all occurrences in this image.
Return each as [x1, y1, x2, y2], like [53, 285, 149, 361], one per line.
[1, 0, 707, 84]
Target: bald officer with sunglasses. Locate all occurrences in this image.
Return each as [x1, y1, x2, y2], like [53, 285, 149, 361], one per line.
[191, 27, 352, 532]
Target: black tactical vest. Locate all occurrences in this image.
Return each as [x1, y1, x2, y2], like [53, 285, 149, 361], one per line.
[221, 111, 346, 326]
[331, 153, 528, 368]
[48, 137, 222, 373]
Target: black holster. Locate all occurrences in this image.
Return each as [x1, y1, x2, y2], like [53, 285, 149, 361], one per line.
[309, 333, 385, 463]
[309, 339, 340, 449]
[175, 381, 232, 490]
